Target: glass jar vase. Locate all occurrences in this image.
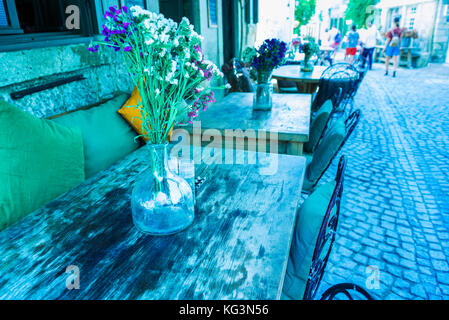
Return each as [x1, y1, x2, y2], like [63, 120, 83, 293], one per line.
[131, 143, 194, 236]
[253, 71, 273, 111]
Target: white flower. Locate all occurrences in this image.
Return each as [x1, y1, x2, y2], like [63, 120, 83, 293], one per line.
[155, 88, 160, 96]
[171, 60, 177, 72]
[225, 83, 232, 89]
[173, 38, 179, 46]
[182, 17, 190, 25]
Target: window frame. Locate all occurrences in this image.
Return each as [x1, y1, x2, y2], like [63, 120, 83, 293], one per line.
[0, 0, 23, 35]
[0, 0, 153, 52]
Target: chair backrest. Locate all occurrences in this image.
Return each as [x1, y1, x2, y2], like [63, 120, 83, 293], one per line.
[313, 64, 359, 112]
[302, 156, 347, 300]
[320, 283, 375, 300]
[221, 58, 254, 93]
[307, 109, 360, 191]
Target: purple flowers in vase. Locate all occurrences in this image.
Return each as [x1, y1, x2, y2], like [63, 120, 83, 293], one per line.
[251, 38, 287, 75]
[250, 38, 286, 111]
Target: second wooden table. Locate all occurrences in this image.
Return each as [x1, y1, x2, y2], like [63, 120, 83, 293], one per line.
[174, 92, 311, 156]
[272, 65, 326, 94]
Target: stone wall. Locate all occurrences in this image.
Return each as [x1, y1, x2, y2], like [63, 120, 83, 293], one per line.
[0, 43, 132, 118]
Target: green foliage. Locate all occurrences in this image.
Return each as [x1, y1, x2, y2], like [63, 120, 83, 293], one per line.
[345, 0, 380, 28]
[242, 47, 258, 66]
[294, 0, 316, 34]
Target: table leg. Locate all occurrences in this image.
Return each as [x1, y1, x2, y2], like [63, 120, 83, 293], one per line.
[286, 142, 303, 156]
[273, 80, 280, 93]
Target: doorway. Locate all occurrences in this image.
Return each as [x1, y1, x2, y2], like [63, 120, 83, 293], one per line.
[158, 0, 183, 22]
[222, 0, 236, 63]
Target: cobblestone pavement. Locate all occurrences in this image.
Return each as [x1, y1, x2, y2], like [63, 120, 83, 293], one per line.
[315, 63, 449, 300]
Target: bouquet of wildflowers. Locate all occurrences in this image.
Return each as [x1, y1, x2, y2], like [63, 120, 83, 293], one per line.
[300, 37, 319, 58]
[251, 38, 287, 75]
[89, 5, 223, 144]
[292, 38, 301, 51]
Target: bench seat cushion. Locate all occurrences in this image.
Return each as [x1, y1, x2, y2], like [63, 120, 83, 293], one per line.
[0, 100, 85, 231]
[281, 181, 336, 300]
[303, 119, 345, 192]
[53, 93, 140, 178]
[303, 99, 333, 154]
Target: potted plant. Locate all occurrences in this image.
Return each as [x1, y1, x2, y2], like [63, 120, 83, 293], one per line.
[89, 5, 223, 235]
[250, 38, 287, 111]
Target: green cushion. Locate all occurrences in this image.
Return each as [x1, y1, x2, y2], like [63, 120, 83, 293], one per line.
[282, 181, 336, 300]
[53, 93, 139, 178]
[303, 100, 333, 154]
[303, 119, 345, 192]
[0, 100, 85, 231]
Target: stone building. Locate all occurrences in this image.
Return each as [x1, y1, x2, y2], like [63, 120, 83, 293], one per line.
[0, 0, 257, 118]
[377, 0, 449, 63]
[300, 0, 350, 42]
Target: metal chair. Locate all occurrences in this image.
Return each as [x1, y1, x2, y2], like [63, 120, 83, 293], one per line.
[320, 283, 375, 300]
[302, 156, 347, 300]
[312, 63, 359, 113]
[221, 58, 254, 93]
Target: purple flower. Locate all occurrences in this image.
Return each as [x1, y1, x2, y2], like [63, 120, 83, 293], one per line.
[88, 44, 99, 52]
[123, 46, 132, 52]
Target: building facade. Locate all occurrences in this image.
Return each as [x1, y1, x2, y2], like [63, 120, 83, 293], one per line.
[300, 0, 350, 43]
[377, 0, 449, 62]
[0, 0, 256, 118]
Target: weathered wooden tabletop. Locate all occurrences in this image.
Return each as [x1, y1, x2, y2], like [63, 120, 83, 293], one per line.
[272, 65, 326, 83]
[176, 92, 311, 156]
[0, 145, 306, 300]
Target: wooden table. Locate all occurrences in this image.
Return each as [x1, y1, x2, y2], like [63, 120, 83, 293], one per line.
[0, 145, 306, 299]
[272, 65, 326, 94]
[175, 93, 311, 156]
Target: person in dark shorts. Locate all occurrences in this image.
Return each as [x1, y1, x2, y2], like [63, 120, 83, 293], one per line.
[383, 16, 403, 77]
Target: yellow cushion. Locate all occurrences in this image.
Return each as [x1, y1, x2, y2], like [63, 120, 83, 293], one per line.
[118, 86, 148, 141]
[118, 87, 173, 142]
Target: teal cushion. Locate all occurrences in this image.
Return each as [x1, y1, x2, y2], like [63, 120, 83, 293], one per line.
[303, 119, 345, 192]
[303, 99, 333, 154]
[53, 93, 139, 178]
[281, 181, 336, 300]
[0, 100, 85, 231]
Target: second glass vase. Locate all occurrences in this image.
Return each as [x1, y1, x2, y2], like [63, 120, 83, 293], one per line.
[253, 71, 273, 111]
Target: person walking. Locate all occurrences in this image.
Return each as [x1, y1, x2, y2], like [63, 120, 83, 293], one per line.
[383, 16, 403, 77]
[345, 25, 360, 64]
[360, 20, 381, 70]
[329, 26, 342, 59]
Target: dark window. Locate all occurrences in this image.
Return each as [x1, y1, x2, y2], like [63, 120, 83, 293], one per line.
[0, 0, 98, 51]
[15, 0, 73, 34]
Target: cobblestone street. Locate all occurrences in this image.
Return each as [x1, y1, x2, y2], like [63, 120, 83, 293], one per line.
[317, 63, 449, 299]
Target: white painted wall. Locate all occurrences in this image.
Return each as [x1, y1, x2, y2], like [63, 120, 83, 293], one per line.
[255, 0, 294, 47]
